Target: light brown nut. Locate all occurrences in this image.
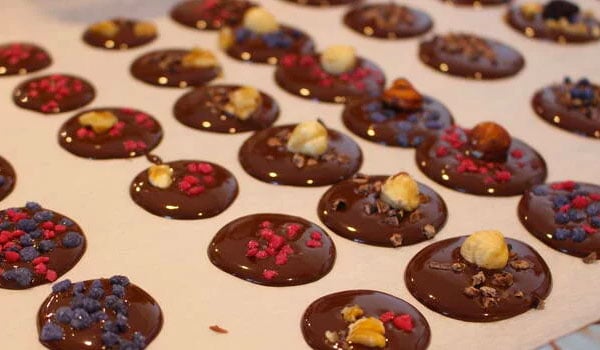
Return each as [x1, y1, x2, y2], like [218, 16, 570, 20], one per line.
[380, 172, 421, 211]
[320, 45, 357, 75]
[223, 86, 262, 120]
[148, 165, 174, 189]
[89, 20, 120, 37]
[78, 111, 118, 134]
[243, 7, 279, 34]
[182, 48, 220, 68]
[286, 121, 328, 157]
[460, 230, 509, 269]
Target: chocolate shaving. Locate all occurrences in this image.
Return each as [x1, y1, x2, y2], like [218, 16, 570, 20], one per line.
[491, 272, 514, 288]
[389, 233, 403, 247]
[471, 271, 486, 286]
[209, 325, 228, 334]
[422, 224, 436, 239]
[583, 252, 597, 264]
[331, 199, 347, 212]
[510, 259, 533, 270]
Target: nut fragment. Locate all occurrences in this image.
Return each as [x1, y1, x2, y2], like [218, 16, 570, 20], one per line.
[243, 7, 279, 34]
[520, 3, 543, 19]
[460, 230, 509, 269]
[380, 172, 421, 211]
[320, 45, 357, 75]
[219, 27, 235, 49]
[347, 317, 386, 348]
[89, 20, 119, 37]
[148, 164, 174, 189]
[469, 122, 511, 162]
[286, 120, 328, 157]
[382, 78, 423, 111]
[182, 48, 219, 68]
[78, 111, 118, 134]
[133, 21, 157, 37]
[509, 259, 533, 270]
[324, 330, 339, 343]
[341, 305, 364, 322]
[423, 224, 436, 239]
[389, 233, 403, 247]
[223, 86, 262, 120]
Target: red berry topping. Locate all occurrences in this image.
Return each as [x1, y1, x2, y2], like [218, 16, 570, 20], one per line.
[379, 311, 395, 323]
[393, 314, 414, 332]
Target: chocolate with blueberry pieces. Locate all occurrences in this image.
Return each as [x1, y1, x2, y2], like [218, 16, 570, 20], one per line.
[318, 172, 447, 247]
[519, 181, 600, 261]
[238, 120, 363, 186]
[0, 156, 16, 202]
[38, 276, 163, 350]
[415, 121, 547, 196]
[506, 0, 600, 43]
[343, 3, 433, 39]
[419, 33, 525, 80]
[0, 202, 86, 289]
[274, 45, 385, 103]
[405, 230, 552, 322]
[342, 78, 454, 147]
[83, 18, 157, 50]
[170, 0, 256, 31]
[0, 42, 51, 76]
[281, 0, 357, 7]
[532, 77, 600, 138]
[440, 0, 509, 6]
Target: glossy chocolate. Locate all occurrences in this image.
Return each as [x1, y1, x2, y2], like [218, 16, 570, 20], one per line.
[342, 95, 454, 148]
[38, 278, 163, 350]
[532, 80, 600, 138]
[343, 3, 433, 39]
[281, 0, 358, 6]
[0, 156, 16, 202]
[208, 213, 336, 286]
[170, 0, 255, 30]
[130, 159, 238, 220]
[13, 74, 95, 114]
[223, 25, 315, 64]
[442, 0, 509, 6]
[0, 204, 86, 290]
[130, 49, 221, 88]
[301, 290, 431, 350]
[518, 181, 600, 259]
[274, 54, 385, 103]
[58, 107, 163, 159]
[0, 42, 51, 76]
[83, 18, 157, 50]
[419, 33, 525, 80]
[415, 126, 547, 196]
[238, 124, 363, 187]
[405, 236, 552, 322]
[318, 175, 448, 247]
[173, 85, 279, 133]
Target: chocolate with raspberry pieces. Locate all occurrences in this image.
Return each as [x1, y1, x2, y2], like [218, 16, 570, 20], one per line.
[442, 0, 509, 6]
[170, 0, 255, 30]
[343, 3, 433, 39]
[208, 213, 336, 286]
[280, 0, 358, 7]
[83, 18, 157, 50]
[0, 156, 16, 202]
[0, 42, 51, 76]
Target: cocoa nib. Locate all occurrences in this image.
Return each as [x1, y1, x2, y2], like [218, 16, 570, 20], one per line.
[479, 286, 498, 298]
[422, 224, 436, 239]
[491, 272, 514, 288]
[331, 199, 347, 212]
[481, 296, 498, 309]
[471, 271, 486, 286]
[583, 252, 597, 264]
[510, 259, 533, 270]
[389, 233, 403, 247]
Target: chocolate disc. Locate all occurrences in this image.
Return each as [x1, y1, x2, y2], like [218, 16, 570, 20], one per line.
[208, 213, 336, 286]
[173, 85, 279, 133]
[280, 0, 358, 7]
[415, 126, 547, 196]
[130, 160, 238, 220]
[0, 42, 51, 76]
[518, 181, 600, 260]
[38, 276, 163, 350]
[318, 175, 448, 247]
[342, 95, 454, 148]
[0, 202, 86, 290]
[13, 74, 95, 114]
[442, 0, 509, 6]
[274, 54, 385, 103]
[343, 3, 433, 39]
[170, 0, 255, 31]
[0, 156, 16, 202]
[301, 290, 431, 350]
[532, 78, 600, 138]
[83, 18, 158, 50]
[419, 33, 525, 80]
[222, 25, 315, 64]
[405, 236, 552, 322]
[58, 107, 163, 159]
[238, 124, 363, 187]
[130, 49, 221, 88]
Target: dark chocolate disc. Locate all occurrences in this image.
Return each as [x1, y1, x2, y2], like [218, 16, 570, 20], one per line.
[506, 3, 600, 44]
[173, 85, 279, 133]
[274, 53, 385, 104]
[405, 236, 552, 322]
[170, 0, 256, 31]
[0, 42, 51, 76]
[0, 156, 16, 202]
[531, 78, 600, 138]
[343, 3, 433, 39]
[301, 290, 431, 350]
[82, 18, 158, 50]
[58, 107, 163, 159]
[280, 0, 358, 7]
[0, 203, 86, 290]
[238, 124, 363, 187]
[130, 49, 221, 88]
[130, 160, 238, 219]
[318, 175, 448, 247]
[415, 126, 547, 196]
[342, 95, 454, 148]
[12, 74, 95, 114]
[518, 181, 600, 260]
[442, 0, 509, 6]
[38, 277, 163, 350]
[419, 33, 525, 80]
[222, 25, 315, 64]
[208, 213, 336, 286]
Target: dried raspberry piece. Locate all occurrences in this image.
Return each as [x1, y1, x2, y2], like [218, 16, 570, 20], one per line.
[571, 196, 591, 209]
[393, 314, 414, 332]
[379, 311, 395, 323]
[262, 269, 278, 280]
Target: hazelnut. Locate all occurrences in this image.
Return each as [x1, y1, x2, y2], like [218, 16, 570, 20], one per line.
[182, 48, 219, 68]
[243, 7, 279, 34]
[147, 164, 174, 189]
[520, 3, 543, 19]
[133, 21, 157, 37]
[469, 122, 511, 162]
[78, 111, 118, 134]
[380, 172, 421, 212]
[89, 20, 120, 38]
[347, 317, 386, 348]
[286, 121, 328, 157]
[219, 27, 235, 49]
[460, 230, 509, 270]
[341, 305, 364, 322]
[320, 45, 357, 75]
[381, 78, 423, 111]
[223, 86, 262, 120]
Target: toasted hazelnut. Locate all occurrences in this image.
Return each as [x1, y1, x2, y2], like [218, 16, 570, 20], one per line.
[320, 45, 357, 75]
[243, 7, 279, 34]
[520, 3, 543, 19]
[219, 27, 235, 49]
[182, 48, 219, 68]
[341, 305, 364, 322]
[469, 122, 511, 162]
[223, 86, 262, 120]
[380, 172, 421, 212]
[324, 330, 339, 343]
[78, 111, 118, 134]
[89, 20, 120, 38]
[347, 317, 386, 348]
[382, 79, 423, 111]
[286, 121, 328, 157]
[460, 230, 509, 270]
[133, 21, 157, 37]
[148, 164, 174, 189]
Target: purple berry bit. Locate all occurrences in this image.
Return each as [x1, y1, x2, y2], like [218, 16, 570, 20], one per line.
[586, 203, 600, 216]
[591, 217, 600, 228]
[59, 217, 74, 226]
[552, 195, 570, 208]
[55, 306, 74, 324]
[70, 308, 93, 330]
[26, 201, 42, 211]
[81, 297, 102, 313]
[119, 340, 141, 350]
[19, 234, 34, 246]
[73, 281, 85, 294]
[52, 279, 72, 293]
[92, 310, 109, 322]
[90, 279, 103, 289]
[17, 218, 38, 232]
[104, 320, 118, 333]
[554, 228, 572, 240]
[20, 246, 39, 261]
[133, 332, 146, 347]
[113, 284, 126, 298]
[102, 332, 121, 347]
[110, 275, 130, 286]
[38, 239, 55, 253]
[62, 231, 83, 248]
[532, 186, 547, 196]
[554, 212, 570, 224]
[40, 322, 64, 341]
[88, 287, 104, 299]
[572, 228, 586, 242]
[33, 210, 54, 222]
[115, 313, 129, 333]
[29, 229, 43, 239]
[0, 221, 9, 230]
[2, 267, 32, 286]
[568, 209, 586, 222]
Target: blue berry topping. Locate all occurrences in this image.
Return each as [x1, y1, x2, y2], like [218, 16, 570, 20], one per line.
[19, 246, 39, 261]
[102, 332, 121, 347]
[110, 275, 130, 286]
[572, 228, 587, 242]
[33, 210, 54, 222]
[52, 279, 72, 293]
[19, 233, 34, 246]
[113, 284, 126, 298]
[62, 231, 83, 248]
[38, 239, 55, 253]
[2, 267, 32, 286]
[17, 218, 38, 232]
[554, 228, 572, 240]
[25, 201, 42, 211]
[70, 308, 93, 330]
[40, 322, 64, 341]
[55, 306, 74, 324]
[554, 212, 570, 224]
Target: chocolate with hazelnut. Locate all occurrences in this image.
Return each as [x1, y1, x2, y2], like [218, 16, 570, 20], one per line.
[468, 122, 511, 162]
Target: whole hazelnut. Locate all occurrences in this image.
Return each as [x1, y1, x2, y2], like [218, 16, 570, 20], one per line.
[469, 122, 511, 162]
[381, 79, 423, 111]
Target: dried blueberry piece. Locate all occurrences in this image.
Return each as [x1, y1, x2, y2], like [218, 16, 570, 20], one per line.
[102, 332, 121, 347]
[52, 279, 72, 293]
[396, 133, 410, 147]
[40, 322, 64, 341]
[38, 240, 55, 253]
[591, 217, 600, 228]
[234, 27, 251, 42]
[554, 228, 572, 240]
[33, 210, 54, 222]
[552, 195, 570, 208]
[411, 136, 424, 147]
[542, 0, 579, 21]
[119, 340, 140, 350]
[59, 218, 74, 226]
[19, 234, 34, 247]
[369, 111, 387, 123]
[70, 294, 86, 309]
[88, 287, 104, 299]
[29, 229, 42, 239]
[132, 332, 146, 347]
[62, 231, 83, 248]
[82, 297, 102, 313]
[0, 221, 9, 230]
[25, 202, 42, 211]
[4, 244, 19, 252]
[73, 282, 85, 294]
[17, 219, 38, 232]
[396, 121, 412, 131]
[2, 267, 32, 286]
[20, 246, 39, 261]
[104, 321, 118, 333]
[109, 275, 130, 286]
[70, 308, 93, 330]
[407, 114, 419, 123]
[364, 101, 381, 113]
[55, 306, 74, 324]
[92, 311, 108, 322]
[587, 203, 600, 216]
[106, 295, 129, 314]
[554, 212, 570, 224]
[112, 284, 126, 298]
[115, 313, 129, 333]
[577, 78, 590, 86]
[90, 279, 103, 289]
[572, 228, 587, 242]
[425, 120, 443, 130]
[568, 209, 586, 222]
